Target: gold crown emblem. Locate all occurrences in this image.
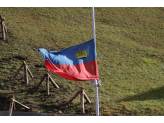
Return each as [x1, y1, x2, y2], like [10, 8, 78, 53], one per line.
[75, 48, 87, 59]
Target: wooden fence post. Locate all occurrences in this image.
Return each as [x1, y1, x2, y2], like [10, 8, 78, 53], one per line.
[13, 94, 16, 111]
[80, 89, 85, 114]
[13, 57, 33, 85]
[34, 74, 46, 91]
[9, 94, 31, 116]
[66, 86, 92, 114]
[49, 74, 59, 89]
[34, 70, 59, 95]
[9, 99, 14, 116]
[84, 91, 92, 103]
[27, 65, 34, 78]
[13, 57, 28, 78]
[46, 74, 50, 95]
[0, 15, 7, 40]
[9, 94, 14, 116]
[67, 86, 85, 104]
[11, 99, 31, 110]
[24, 61, 28, 85]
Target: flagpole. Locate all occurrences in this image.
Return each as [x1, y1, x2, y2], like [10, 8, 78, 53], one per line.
[92, 7, 96, 49]
[92, 7, 99, 116]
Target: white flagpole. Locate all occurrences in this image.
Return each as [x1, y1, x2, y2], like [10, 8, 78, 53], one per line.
[92, 7, 99, 116]
[92, 7, 96, 49]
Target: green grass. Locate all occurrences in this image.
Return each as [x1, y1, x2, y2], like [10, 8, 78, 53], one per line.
[0, 7, 164, 115]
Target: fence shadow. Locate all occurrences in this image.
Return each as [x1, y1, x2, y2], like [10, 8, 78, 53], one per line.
[117, 86, 164, 102]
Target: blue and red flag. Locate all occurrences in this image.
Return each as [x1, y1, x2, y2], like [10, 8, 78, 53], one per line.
[38, 39, 99, 81]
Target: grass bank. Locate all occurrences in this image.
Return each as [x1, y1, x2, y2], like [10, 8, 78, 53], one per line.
[0, 7, 164, 115]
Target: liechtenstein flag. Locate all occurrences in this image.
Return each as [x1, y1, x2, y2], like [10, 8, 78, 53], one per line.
[38, 39, 99, 81]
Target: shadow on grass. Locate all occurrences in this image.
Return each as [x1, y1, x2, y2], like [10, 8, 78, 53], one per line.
[38, 101, 93, 115]
[118, 86, 164, 102]
[0, 93, 11, 110]
[38, 102, 78, 114]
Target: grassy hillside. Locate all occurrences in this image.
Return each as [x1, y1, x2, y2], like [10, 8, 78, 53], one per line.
[0, 7, 164, 115]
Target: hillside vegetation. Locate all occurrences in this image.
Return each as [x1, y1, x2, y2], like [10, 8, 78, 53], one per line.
[0, 7, 164, 115]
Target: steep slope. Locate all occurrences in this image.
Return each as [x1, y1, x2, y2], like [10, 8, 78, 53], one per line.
[0, 7, 164, 115]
